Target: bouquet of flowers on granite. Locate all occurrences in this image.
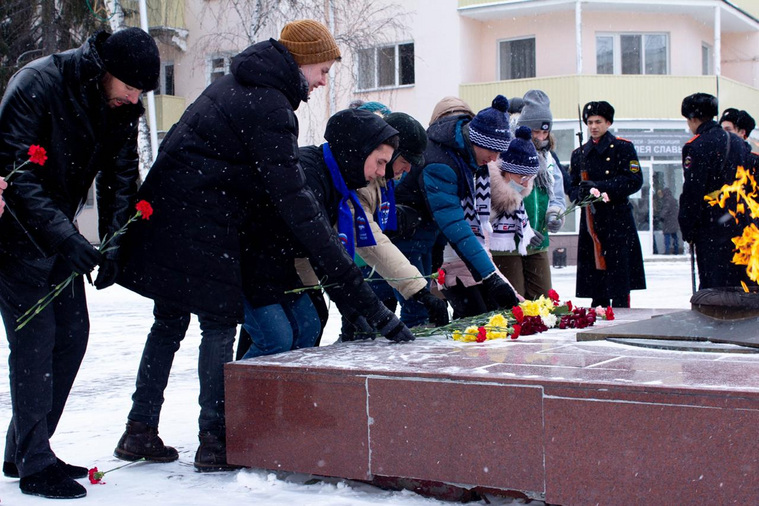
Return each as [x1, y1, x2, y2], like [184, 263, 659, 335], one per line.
[286, 267, 446, 294]
[416, 289, 617, 342]
[15, 200, 153, 330]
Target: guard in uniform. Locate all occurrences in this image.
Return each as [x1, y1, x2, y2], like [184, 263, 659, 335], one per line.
[720, 109, 758, 176]
[680, 93, 749, 290]
[570, 101, 646, 307]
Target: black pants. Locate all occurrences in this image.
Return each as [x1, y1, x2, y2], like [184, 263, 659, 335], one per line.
[0, 257, 89, 478]
[442, 279, 497, 319]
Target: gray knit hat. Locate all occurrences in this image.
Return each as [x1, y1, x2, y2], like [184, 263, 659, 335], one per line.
[518, 90, 552, 132]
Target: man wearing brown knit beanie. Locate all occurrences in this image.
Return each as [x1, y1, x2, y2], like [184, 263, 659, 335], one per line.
[114, 18, 414, 473]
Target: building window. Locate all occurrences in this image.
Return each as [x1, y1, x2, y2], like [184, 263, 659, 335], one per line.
[702, 43, 712, 75]
[357, 42, 414, 91]
[596, 33, 669, 75]
[207, 54, 232, 85]
[156, 62, 174, 96]
[499, 37, 536, 80]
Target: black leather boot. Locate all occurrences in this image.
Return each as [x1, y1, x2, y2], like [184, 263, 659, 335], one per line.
[194, 431, 242, 472]
[4, 458, 88, 479]
[20, 463, 86, 499]
[114, 420, 178, 462]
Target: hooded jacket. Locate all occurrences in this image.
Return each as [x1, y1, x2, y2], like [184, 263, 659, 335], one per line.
[0, 31, 141, 280]
[118, 40, 385, 322]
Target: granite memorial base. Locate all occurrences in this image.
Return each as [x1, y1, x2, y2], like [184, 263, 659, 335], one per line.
[225, 309, 759, 505]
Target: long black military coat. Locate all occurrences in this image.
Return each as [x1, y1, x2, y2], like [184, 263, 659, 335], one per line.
[570, 131, 646, 299]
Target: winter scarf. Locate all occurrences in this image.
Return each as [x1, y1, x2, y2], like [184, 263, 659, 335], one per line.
[489, 164, 536, 255]
[377, 179, 397, 231]
[323, 143, 376, 257]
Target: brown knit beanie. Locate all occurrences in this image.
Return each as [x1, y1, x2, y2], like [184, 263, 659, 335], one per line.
[279, 20, 341, 66]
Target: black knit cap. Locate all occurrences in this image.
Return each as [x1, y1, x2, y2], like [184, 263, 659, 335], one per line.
[384, 112, 427, 167]
[681, 93, 718, 120]
[582, 101, 615, 124]
[100, 28, 160, 91]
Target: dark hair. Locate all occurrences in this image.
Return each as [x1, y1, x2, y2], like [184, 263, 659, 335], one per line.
[380, 134, 400, 150]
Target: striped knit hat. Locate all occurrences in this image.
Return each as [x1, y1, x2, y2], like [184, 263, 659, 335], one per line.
[498, 126, 539, 176]
[279, 20, 341, 66]
[469, 95, 511, 152]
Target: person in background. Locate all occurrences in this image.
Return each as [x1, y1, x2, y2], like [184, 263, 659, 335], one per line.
[0, 28, 159, 499]
[679, 93, 748, 289]
[719, 108, 758, 175]
[658, 188, 680, 254]
[492, 90, 566, 299]
[570, 101, 646, 307]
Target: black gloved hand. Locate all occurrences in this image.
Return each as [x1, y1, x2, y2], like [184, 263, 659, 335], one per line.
[413, 287, 449, 327]
[56, 234, 102, 274]
[390, 204, 422, 240]
[340, 313, 376, 342]
[578, 180, 597, 200]
[529, 230, 544, 249]
[94, 258, 119, 290]
[482, 273, 519, 309]
[365, 303, 415, 342]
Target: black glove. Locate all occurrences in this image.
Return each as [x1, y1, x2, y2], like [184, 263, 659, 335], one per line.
[389, 204, 423, 240]
[529, 230, 544, 249]
[365, 303, 415, 342]
[56, 234, 102, 275]
[413, 287, 449, 327]
[94, 258, 119, 290]
[578, 180, 597, 200]
[482, 273, 519, 309]
[340, 312, 376, 342]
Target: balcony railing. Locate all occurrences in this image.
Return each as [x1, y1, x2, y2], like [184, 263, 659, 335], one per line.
[460, 75, 758, 121]
[146, 95, 186, 133]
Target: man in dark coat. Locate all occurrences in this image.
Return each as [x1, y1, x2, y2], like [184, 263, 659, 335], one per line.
[720, 108, 758, 176]
[679, 93, 749, 290]
[570, 101, 646, 307]
[114, 20, 412, 472]
[0, 28, 159, 499]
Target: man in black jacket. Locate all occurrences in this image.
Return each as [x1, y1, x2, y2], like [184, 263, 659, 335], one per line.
[569, 101, 646, 307]
[114, 20, 412, 473]
[0, 28, 159, 499]
[679, 93, 749, 289]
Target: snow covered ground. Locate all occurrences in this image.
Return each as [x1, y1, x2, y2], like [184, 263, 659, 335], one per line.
[0, 257, 695, 504]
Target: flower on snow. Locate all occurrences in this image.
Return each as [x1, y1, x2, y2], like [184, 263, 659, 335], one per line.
[89, 467, 105, 484]
[511, 305, 524, 323]
[510, 324, 521, 339]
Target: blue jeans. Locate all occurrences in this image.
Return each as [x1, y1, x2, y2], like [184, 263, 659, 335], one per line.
[392, 238, 432, 327]
[128, 301, 236, 435]
[242, 294, 320, 359]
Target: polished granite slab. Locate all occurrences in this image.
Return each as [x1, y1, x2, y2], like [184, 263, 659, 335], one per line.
[225, 309, 759, 504]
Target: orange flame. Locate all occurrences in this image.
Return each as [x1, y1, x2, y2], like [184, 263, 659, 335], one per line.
[704, 166, 759, 291]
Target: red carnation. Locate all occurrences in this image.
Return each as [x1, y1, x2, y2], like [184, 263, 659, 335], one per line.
[27, 145, 47, 166]
[511, 306, 524, 323]
[511, 324, 521, 339]
[436, 268, 446, 285]
[566, 300, 573, 312]
[135, 200, 153, 220]
[476, 326, 487, 343]
[88, 467, 104, 484]
[606, 306, 615, 321]
[547, 289, 560, 304]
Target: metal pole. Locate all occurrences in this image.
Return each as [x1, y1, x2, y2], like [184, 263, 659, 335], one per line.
[139, 0, 159, 162]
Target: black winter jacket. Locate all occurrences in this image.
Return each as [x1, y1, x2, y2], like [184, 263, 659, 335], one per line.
[0, 32, 141, 281]
[569, 131, 646, 299]
[118, 39, 382, 323]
